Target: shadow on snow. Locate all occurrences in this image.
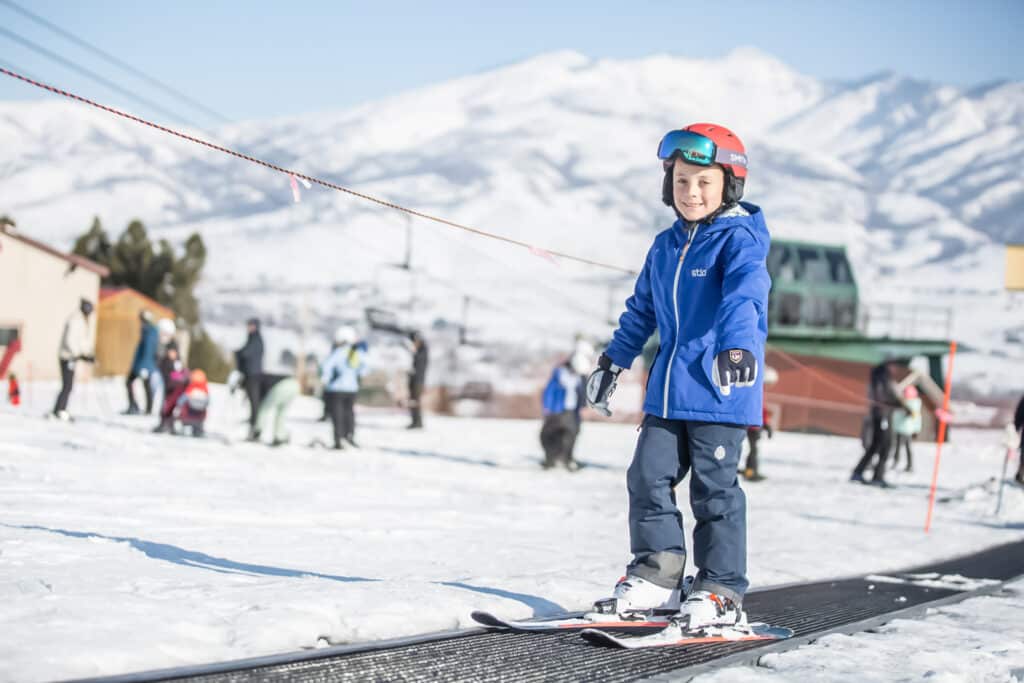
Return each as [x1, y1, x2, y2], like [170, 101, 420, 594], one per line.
[4, 523, 378, 583]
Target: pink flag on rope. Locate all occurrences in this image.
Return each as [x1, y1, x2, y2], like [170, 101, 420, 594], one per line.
[289, 175, 302, 203]
[529, 246, 558, 265]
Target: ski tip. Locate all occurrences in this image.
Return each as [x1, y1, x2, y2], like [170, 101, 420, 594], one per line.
[757, 625, 794, 640]
[470, 610, 505, 628]
[580, 628, 624, 648]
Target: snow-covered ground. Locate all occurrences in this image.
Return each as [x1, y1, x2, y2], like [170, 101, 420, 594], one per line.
[698, 579, 1024, 683]
[1, 378, 1023, 683]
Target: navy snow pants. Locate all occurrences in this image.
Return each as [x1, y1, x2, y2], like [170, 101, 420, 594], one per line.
[626, 415, 749, 604]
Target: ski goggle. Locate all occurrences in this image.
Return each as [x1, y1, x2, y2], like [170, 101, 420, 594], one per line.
[657, 130, 747, 170]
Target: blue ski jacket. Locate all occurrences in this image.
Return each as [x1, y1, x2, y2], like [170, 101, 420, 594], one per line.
[130, 322, 159, 375]
[542, 364, 585, 415]
[604, 203, 771, 426]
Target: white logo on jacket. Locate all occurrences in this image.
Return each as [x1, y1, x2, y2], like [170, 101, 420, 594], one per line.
[691, 268, 707, 278]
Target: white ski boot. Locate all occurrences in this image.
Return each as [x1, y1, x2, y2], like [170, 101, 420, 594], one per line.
[591, 575, 689, 616]
[673, 590, 747, 632]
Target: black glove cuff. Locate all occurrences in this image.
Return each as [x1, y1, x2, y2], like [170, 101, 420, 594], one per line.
[597, 353, 620, 374]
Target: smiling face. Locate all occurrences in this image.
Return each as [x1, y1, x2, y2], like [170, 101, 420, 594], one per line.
[672, 158, 725, 222]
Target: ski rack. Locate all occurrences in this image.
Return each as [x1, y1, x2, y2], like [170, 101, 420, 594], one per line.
[64, 539, 1024, 683]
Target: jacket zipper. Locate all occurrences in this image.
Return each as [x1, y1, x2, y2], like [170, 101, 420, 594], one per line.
[662, 225, 697, 419]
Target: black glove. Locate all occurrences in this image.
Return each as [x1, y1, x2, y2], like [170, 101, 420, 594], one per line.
[586, 353, 622, 417]
[712, 349, 757, 396]
[79, 355, 96, 363]
[764, 424, 774, 439]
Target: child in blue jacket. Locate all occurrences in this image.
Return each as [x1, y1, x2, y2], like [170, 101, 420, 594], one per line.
[587, 123, 770, 632]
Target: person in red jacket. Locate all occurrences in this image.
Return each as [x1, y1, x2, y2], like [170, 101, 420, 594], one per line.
[177, 368, 209, 437]
[7, 373, 19, 406]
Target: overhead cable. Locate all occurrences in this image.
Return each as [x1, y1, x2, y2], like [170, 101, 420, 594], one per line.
[0, 0, 231, 124]
[0, 66, 637, 275]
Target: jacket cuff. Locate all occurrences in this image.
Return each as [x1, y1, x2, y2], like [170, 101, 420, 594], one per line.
[604, 346, 635, 371]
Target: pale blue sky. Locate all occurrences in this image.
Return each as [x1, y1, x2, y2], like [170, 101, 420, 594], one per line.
[0, 0, 1020, 125]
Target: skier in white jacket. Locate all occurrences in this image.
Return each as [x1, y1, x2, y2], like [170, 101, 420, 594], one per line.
[52, 298, 96, 420]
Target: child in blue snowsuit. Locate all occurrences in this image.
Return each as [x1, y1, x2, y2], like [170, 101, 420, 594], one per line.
[587, 123, 770, 631]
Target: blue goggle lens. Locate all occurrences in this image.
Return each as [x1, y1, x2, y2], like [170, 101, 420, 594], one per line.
[657, 130, 717, 166]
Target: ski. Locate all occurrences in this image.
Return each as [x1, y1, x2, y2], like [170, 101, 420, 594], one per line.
[471, 609, 671, 632]
[580, 621, 793, 649]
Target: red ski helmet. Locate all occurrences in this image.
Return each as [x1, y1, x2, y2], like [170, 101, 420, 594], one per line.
[660, 122, 747, 207]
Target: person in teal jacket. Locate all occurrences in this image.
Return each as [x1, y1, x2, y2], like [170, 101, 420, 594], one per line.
[126, 310, 158, 415]
[586, 123, 770, 633]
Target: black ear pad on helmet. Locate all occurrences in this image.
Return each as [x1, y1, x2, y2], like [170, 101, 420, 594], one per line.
[723, 170, 745, 204]
[661, 166, 674, 207]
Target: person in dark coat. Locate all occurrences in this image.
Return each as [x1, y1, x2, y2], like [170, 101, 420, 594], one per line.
[234, 318, 264, 432]
[407, 331, 429, 429]
[1014, 393, 1024, 485]
[851, 361, 909, 487]
[126, 310, 159, 415]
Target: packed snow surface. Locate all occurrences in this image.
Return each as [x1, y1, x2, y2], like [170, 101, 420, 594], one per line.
[2, 379, 1023, 682]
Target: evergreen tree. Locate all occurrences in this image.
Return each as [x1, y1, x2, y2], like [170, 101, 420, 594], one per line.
[0, 215, 15, 229]
[69, 218, 232, 382]
[110, 220, 158, 295]
[71, 217, 113, 266]
[167, 233, 206, 328]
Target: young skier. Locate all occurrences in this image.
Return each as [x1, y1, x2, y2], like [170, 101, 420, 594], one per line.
[586, 123, 770, 631]
[177, 368, 210, 437]
[154, 346, 188, 433]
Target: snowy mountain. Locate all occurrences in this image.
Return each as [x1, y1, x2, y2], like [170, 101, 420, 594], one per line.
[1, 47, 1022, 383]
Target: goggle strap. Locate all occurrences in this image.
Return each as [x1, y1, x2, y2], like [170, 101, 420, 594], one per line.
[714, 147, 748, 169]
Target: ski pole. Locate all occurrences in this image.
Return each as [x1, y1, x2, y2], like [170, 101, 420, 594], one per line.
[994, 424, 1018, 517]
[924, 340, 957, 534]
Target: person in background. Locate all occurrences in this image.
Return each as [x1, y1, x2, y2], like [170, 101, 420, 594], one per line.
[249, 373, 300, 446]
[407, 330, 429, 429]
[540, 341, 592, 471]
[321, 326, 368, 450]
[7, 373, 19, 406]
[125, 310, 159, 415]
[891, 385, 922, 472]
[742, 405, 773, 482]
[742, 366, 778, 482]
[53, 298, 95, 421]
[177, 368, 209, 437]
[154, 346, 188, 433]
[152, 318, 178, 406]
[851, 361, 908, 487]
[1014, 393, 1024, 486]
[234, 317, 264, 431]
